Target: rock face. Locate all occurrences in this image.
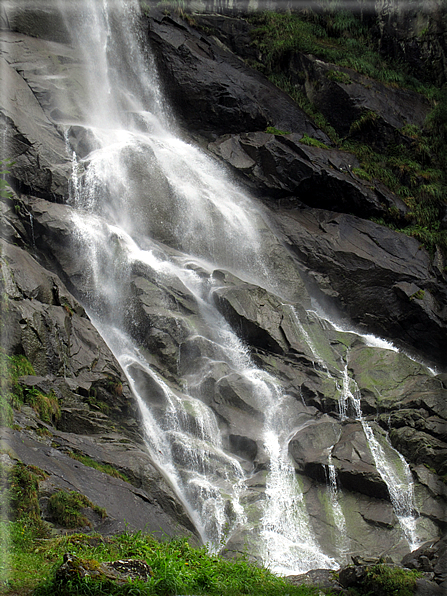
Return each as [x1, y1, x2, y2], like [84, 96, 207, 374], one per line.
[1, 0, 446, 574]
[146, 9, 328, 142]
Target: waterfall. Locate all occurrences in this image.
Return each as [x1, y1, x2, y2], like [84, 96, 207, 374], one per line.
[32, 0, 429, 574]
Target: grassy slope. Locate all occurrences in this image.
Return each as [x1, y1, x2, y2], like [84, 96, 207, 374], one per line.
[246, 9, 447, 256]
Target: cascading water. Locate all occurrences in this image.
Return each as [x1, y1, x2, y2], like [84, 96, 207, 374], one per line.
[35, 0, 432, 574]
[338, 361, 420, 550]
[326, 454, 349, 558]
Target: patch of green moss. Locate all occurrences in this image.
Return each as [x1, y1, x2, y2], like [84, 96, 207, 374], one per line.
[68, 452, 130, 484]
[299, 133, 329, 149]
[265, 126, 290, 135]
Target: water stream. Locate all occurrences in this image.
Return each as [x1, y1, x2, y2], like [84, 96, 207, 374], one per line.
[34, 0, 426, 573]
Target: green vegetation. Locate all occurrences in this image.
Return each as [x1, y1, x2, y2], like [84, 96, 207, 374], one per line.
[47, 490, 106, 528]
[363, 564, 422, 596]
[326, 69, 351, 84]
[249, 11, 436, 96]
[34, 532, 324, 596]
[265, 126, 290, 135]
[0, 349, 60, 426]
[246, 10, 447, 255]
[1, 462, 50, 552]
[299, 134, 329, 149]
[68, 452, 130, 483]
[410, 289, 425, 301]
[2, 461, 323, 594]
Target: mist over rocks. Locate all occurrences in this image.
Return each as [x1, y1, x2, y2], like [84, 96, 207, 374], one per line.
[1, 0, 446, 579]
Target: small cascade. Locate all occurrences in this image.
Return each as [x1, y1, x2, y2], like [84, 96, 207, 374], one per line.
[339, 364, 419, 550]
[28, 211, 36, 248]
[361, 423, 419, 550]
[326, 454, 349, 560]
[260, 375, 337, 574]
[338, 364, 362, 421]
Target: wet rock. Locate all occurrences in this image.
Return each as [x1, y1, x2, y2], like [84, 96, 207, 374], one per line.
[331, 422, 389, 499]
[213, 283, 289, 354]
[0, 33, 76, 199]
[288, 415, 341, 477]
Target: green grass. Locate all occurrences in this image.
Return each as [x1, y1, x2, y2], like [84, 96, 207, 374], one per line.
[0, 350, 60, 426]
[47, 490, 107, 529]
[1, 462, 325, 594]
[299, 134, 329, 149]
[1, 525, 328, 596]
[248, 11, 437, 98]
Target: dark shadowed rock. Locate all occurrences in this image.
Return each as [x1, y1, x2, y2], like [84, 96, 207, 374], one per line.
[146, 11, 329, 141]
[209, 131, 406, 219]
[287, 52, 431, 148]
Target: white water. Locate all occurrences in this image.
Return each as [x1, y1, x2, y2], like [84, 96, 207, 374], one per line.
[31, 0, 427, 573]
